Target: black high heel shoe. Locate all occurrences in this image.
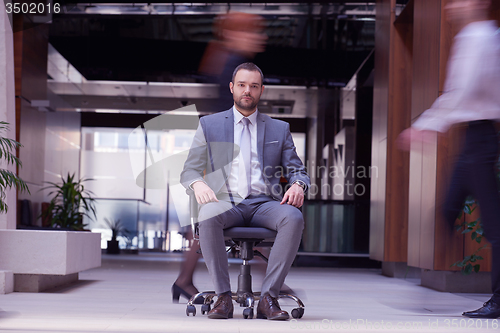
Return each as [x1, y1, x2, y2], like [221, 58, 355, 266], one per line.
[172, 283, 204, 304]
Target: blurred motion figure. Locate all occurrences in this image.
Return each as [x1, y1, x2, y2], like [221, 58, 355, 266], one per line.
[199, 12, 267, 111]
[398, 0, 500, 319]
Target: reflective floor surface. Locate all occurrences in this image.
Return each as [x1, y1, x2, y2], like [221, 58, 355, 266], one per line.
[0, 253, 494, 332]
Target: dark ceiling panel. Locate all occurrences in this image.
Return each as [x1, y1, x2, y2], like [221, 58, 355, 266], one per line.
[47, 2, 392, 86]
[49, 34, 370, 84]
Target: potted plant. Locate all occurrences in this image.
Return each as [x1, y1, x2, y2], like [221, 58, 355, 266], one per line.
[102, 218, 129, 254]
[40, 173, 96, 230]
[0, 121, 30, 213]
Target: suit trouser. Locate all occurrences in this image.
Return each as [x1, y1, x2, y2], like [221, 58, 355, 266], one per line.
[198, 194, 304, 298]
[442, 120, 500, 302]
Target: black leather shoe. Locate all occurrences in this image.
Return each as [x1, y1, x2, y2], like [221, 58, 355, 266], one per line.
[463, 299, 500, 318]
[207, 293, 233, 319]
[257, 293, 289, 320]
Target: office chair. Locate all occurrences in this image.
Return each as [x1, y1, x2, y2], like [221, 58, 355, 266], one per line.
[184, 191, 305, 319]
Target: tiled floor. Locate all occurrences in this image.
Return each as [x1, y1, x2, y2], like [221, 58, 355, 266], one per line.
[0, 253, 496, 332]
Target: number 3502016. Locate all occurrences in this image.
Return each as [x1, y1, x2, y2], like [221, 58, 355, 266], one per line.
[5, 2, 60, 14]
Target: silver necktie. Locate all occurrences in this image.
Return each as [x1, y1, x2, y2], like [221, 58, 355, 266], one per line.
[238, 117, 252, 198]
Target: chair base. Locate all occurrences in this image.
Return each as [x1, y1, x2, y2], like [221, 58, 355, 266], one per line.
[185, 291, 305, 319]
[183, 227, 304, 319]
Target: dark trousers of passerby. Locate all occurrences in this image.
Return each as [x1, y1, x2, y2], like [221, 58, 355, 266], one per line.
[443, 120, 500, 303]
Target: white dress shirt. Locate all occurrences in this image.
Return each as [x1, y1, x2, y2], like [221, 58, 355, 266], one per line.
[225, 107, 268, 197]
[412, 21, 500, 133]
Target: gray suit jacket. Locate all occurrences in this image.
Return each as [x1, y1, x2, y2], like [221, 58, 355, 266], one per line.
[180, 109, 310, 200]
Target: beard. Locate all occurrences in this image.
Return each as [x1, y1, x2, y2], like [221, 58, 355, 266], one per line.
[234, 95, 259, 111]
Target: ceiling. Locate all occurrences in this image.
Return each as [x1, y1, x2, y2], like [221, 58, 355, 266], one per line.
[42, 2, 407, 116]
[47, 2, 409, 86]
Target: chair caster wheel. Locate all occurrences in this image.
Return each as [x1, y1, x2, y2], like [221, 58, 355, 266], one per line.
[201, 303, 211, 315]
[291, 307, 304, 319]
[243, 308, 254, 319]
[186, 305, 196, 316]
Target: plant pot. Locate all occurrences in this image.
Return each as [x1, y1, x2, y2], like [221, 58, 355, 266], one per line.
[107, 240, 120, 254]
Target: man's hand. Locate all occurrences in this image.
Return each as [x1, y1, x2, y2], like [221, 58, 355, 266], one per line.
[281, 183, 304, 208]
[397, 127, 436, 151]
[192, 181, 218, 205]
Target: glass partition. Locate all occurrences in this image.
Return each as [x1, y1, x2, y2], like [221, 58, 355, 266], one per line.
[84, 199, 142, 250]
[81, 125, 308, 252]
[301, 200, 370, 255]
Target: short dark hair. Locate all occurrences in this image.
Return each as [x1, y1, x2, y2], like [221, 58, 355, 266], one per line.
[231, 62, 264, 85]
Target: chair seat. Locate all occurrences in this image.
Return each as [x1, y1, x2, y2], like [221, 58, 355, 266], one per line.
[223, 227, 277, 240]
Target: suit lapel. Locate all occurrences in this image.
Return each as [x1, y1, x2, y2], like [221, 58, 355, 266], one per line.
[257, 112, 265, 169]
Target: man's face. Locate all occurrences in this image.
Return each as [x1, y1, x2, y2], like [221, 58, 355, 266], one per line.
[445, 0, 490, 24]
[229, 69, 264, 112]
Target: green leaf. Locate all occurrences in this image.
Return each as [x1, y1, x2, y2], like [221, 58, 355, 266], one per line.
[474, 264, 480, 273]
[0, 122, 30, 213]
[471, 232, 477, 240]
[467, 221, 478, 228]
[464, 263, 473, 275]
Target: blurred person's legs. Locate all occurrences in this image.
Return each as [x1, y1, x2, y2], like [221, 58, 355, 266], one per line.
[442, 153, 470, 226]
[467, 122, 500, 302]
[172, 229, 203, 303]
[442, 121, 500, 318]
[462, 121, 500, 318]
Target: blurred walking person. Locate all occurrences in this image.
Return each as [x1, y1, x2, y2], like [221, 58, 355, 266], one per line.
[398, 0, 500, 318]
[199, 12, 267, 112]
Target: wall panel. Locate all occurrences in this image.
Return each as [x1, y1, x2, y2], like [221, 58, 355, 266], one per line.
[371, 0, 414, 263]
[370, 0, 394, 261]
[384, 12, 413, 262]
[407, 0, 442, 269]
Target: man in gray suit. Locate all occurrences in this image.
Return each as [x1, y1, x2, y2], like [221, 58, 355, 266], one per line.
[181, 62, 310, 320]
